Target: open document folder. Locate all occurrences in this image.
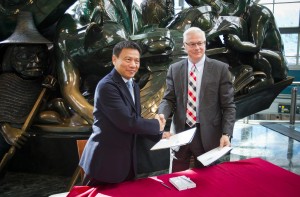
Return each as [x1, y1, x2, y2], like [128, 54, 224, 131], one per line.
[197, 146, 233, 166]
[150, 128, 196, 150]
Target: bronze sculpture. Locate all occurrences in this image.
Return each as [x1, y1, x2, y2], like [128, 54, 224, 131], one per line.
[54, 0, 177, 126]
[185, 0, 289, 87]
[0, 0, 294, 174]
[0, 11, 57, 173]
[0, 0, 75, 41]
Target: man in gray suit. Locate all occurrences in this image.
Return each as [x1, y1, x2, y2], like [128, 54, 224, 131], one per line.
[158, 27, 236, 172]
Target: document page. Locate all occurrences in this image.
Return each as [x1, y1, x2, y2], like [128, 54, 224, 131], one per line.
[169, 175, 196, 191]
[197, 146, 233, 166]
[150, 128, 196, 150]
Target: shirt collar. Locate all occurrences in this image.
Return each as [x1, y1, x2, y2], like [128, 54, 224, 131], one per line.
[122, 77, 134, 86]
[188, 55, 206, 70]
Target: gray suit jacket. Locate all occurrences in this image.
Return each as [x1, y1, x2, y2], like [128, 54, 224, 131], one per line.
[158, 56, 236, 151]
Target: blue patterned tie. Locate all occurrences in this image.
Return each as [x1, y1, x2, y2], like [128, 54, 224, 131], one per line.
[127, 80, 135, 103]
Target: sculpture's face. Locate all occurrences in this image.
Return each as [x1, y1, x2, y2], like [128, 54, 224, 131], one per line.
[193, 12, 215, 32]
[166, 6, 216, 36]
[1, 0, 26, 7]
[71, 21, 128, 66]
[10, 44, 49, 78]
[0, 0, 29, 13]
[92, 22, 128, 58]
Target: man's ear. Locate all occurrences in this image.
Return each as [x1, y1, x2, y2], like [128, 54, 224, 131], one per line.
[112, 55, 117, 65]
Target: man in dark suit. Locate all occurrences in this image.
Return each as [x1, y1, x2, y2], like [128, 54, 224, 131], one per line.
[79, 41, 167, 186]
[158, 27, 236, 172]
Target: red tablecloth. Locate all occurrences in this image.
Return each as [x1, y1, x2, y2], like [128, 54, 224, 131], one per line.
[68, 158, 300, 197]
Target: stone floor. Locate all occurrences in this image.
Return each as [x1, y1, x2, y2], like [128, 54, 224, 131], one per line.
[0, 120, 299, 197]
[0, 172, 69, 197]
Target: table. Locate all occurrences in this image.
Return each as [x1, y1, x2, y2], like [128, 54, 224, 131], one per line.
[67, 158, 300, 197]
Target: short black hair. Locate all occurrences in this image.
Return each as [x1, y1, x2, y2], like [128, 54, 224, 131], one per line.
[113, 41, 141, 57]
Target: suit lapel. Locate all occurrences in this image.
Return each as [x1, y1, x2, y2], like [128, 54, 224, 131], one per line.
[199, 58, 213, 104]
[181, 60, 189, 108]
[133, 82, 140, 113]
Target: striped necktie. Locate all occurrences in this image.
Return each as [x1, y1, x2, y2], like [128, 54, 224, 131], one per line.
[186, 65, 197, 127]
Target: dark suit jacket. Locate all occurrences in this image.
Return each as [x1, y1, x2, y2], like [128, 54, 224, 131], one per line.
[158, 56, 236, 151]
[79, 68, 161, 183]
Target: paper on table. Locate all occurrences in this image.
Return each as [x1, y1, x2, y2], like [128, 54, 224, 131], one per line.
[150, 128, 196, 150]
[197, 146, 233, 166]
[169, 175, 196, 191]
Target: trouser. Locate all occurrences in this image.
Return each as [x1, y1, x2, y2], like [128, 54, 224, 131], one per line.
[171, 123, 205, 173]
[82, 162, 135, 186]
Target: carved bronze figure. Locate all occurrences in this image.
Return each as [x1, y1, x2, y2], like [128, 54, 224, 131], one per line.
[0, 0, 294, 175]
[0, 11, 55, 172]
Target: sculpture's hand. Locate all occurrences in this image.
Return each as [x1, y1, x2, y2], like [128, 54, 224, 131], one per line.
[0, 123, 29, 149]
[224, 34, 240, 49]
[140, 35, 174, 55]
[90, 6, 103, 25]
[42, 75, 57, 90]
[84, 22, 103, 51]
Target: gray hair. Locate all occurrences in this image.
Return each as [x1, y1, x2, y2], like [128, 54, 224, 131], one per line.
[183, 27, 206, 43]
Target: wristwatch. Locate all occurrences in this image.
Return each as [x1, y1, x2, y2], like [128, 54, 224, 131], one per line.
[222, 132, 231, 138]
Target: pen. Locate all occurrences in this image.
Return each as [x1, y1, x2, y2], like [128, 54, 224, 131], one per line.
[161, 182, 171, 190]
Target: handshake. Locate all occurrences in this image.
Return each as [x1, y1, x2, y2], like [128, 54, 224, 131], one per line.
[154, 114, 171, 139]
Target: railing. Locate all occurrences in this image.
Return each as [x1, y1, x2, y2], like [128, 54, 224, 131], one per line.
[290, 86, 297, 124]
[290, 82, 299, 124]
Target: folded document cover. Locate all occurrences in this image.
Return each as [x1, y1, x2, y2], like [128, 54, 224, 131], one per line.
[197, 146, 233, 166]
[150, 128, 196, 150]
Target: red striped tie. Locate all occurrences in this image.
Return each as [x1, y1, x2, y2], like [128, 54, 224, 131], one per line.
[186, 65, 197, 127]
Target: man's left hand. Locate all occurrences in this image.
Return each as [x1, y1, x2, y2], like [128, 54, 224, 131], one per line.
[220, 135, 231, 148]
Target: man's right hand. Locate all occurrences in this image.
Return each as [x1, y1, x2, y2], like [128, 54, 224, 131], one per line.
[155, 114, 166, 131]
[162, 131, 172, 139]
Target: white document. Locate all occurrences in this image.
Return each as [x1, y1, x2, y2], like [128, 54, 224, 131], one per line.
[150, 128, 196, 150]
[197, 146, 233, 166]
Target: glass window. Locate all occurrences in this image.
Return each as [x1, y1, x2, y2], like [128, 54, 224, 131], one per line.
[286, 57, 297, 66]
[275, 0, 299, 3]
[274, 3, 300, 27]
[259, 0, 274, 3]
[282, 34, 298, 57]
[281, 34, 299, 69]
[262, 4, 274, 13]
[260, 0, 300, 68]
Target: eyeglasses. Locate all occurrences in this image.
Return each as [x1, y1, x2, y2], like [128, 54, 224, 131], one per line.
[185, 41, 206, 48]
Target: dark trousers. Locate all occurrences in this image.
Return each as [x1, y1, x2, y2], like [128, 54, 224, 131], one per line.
[171, 123, 205, 172]
[82, 162, 135, 186]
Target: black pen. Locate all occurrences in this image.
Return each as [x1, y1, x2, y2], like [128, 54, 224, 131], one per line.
[161, 182, 171, 190]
